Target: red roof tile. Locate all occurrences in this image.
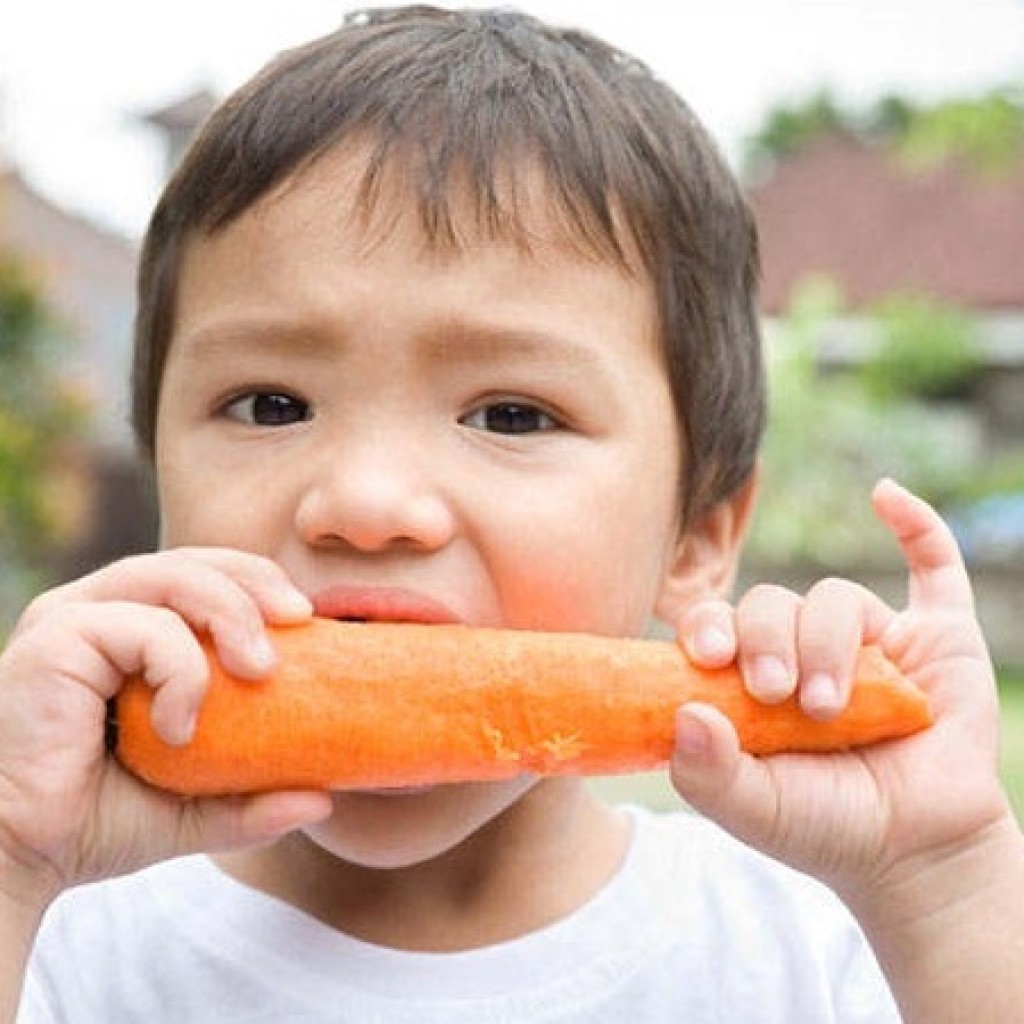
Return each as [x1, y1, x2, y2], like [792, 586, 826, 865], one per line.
[747, 135, 1024, 314]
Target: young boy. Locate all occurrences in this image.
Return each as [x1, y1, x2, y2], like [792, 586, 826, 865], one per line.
[2, 7, 1022, 1021]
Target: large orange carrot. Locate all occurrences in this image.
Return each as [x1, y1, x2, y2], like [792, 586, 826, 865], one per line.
[116, 619, 932, 795]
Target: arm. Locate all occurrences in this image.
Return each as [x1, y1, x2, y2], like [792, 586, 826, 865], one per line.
[670, 479, 1024, 1022]
[0, 550, 331, 1021]
[0, 883, 49, 1023]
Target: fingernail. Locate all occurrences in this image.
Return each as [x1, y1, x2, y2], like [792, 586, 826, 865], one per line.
[249, 633, 278, 671]
[750, 655, 792, 699]
[676, 711, 712, 760]
[802, 673, 840, 717]
[177, 710, 198, 746]
[692, 626, 733, 661]
[277, 590, 313, 620]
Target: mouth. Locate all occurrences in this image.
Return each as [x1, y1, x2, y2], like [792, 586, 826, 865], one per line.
[310, 585, 462, 625]
[344, 784, 440, 798]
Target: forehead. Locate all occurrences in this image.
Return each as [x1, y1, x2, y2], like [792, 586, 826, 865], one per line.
[171, 140, 660, 364]
[231, 136, 645, 273]
[171, 138, 658, 339]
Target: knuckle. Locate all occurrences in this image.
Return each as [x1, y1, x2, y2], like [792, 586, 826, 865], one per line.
[805, 576, 858, 603]
[149, 604, 189, 632]
[738, 583, 800, 613]
[796, 633, 841, 668]
[681, 596, 731, 626]
[17, 590, 62, 632]
[736, 585, 800, 638]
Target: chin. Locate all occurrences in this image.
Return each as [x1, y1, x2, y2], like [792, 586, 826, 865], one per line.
[302, 778, 537, 870]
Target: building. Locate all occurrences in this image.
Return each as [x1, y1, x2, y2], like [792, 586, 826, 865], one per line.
[747, 134, 1024, 442]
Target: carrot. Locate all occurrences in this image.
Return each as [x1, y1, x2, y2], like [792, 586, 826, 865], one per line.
[115, 619, 932, 796]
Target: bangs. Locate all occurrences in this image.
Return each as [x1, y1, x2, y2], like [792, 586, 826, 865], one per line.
[185, 8, 661, 270]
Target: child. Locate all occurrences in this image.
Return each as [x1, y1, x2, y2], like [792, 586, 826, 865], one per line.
[3, 7, 1022, 1021]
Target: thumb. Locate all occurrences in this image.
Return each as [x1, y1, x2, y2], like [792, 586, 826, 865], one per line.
[81, 774, 336, 884]
[169, 790, 335, 858]
[669, 704, 782, 850]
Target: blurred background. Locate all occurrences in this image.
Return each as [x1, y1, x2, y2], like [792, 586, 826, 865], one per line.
[1, 1, 1022, 812]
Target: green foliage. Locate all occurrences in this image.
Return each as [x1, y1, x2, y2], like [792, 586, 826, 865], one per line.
[859, 294, 981, 401]
[997, 674, 1024, 823]
[745, 88, 848, 169]
[898, 89, 1024, 175]
[743, 83, 1024, 176]
[748, 279, 981, 565]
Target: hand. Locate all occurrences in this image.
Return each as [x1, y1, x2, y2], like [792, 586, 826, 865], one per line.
[0, 550, 333, 908]
[669, 479, 1013, 897]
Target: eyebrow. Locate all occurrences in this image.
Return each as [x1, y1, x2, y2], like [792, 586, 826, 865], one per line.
[173, 318, 339, 364]
[420, 319, 611, 373]
[174, 314, 613, 375]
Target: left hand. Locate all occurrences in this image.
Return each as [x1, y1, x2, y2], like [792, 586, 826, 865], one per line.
[668, 478, 1013, 897]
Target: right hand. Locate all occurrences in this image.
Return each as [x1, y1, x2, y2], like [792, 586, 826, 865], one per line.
[0, 549, 334, 909]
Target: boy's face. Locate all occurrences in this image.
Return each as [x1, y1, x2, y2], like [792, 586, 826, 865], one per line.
[153, 147, 725, 866]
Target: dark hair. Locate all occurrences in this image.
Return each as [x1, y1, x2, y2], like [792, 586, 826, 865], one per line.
[132, 5, 764, 525]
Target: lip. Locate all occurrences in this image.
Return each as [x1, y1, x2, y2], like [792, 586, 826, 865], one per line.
[310, 585, 463, 624]
[347, 785, 439, 798]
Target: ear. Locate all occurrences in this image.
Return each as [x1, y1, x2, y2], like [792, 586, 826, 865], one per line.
[654, 470, 758, 624]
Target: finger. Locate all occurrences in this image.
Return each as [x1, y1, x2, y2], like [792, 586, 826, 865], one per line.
[169, 548, 313, 624]
[100, 779, 336, 872]
[677, 598, 737, 667]
[795, 577, 894, 720]
[23, 602, 210, 745]
[27, 554, 288, 680]
[734, 584, 802, 704]
[172, 791, 335, 856]
[78, 603, 211, 745]
[872, 478, 974, 613]
[670, 704, 781, 849]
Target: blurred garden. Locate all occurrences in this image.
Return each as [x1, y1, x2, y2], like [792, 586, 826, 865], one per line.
[0, 252, 90, 627]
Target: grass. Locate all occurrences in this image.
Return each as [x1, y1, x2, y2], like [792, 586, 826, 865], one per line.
[590, 667, 1024, 825]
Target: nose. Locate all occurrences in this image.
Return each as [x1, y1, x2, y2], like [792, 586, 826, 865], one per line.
[294, 428, 456, 554]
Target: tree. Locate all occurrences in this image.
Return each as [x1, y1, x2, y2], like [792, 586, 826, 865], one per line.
[897, 88, 1024, 174]
[743, 84, 1024, 176]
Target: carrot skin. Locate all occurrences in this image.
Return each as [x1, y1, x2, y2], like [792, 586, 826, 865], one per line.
[115, 619, 933, 796]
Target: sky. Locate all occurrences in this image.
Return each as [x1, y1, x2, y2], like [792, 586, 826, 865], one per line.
[1, 0, 1022, 239]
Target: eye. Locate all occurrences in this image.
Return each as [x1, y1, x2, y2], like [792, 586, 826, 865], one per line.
[224, 391, 311, 427]
[460, 400, 559, 435]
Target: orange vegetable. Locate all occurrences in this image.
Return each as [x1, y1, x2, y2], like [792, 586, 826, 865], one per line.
[116, 619, 932, 795]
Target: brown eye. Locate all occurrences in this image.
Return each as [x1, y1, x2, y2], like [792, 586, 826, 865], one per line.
[461, 402, 557, 435]
[226, 392, 311, 426]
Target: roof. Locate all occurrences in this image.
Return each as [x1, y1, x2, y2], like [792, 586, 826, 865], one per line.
[0, 167, 136, 272]
[746, 135, 1024, 314]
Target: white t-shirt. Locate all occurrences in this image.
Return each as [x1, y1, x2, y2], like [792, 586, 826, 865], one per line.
[19, 807, 900, 1022]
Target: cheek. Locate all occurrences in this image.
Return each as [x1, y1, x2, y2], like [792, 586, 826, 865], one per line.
[155, 446, 283, 550]
[488, 460, 680, 637]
